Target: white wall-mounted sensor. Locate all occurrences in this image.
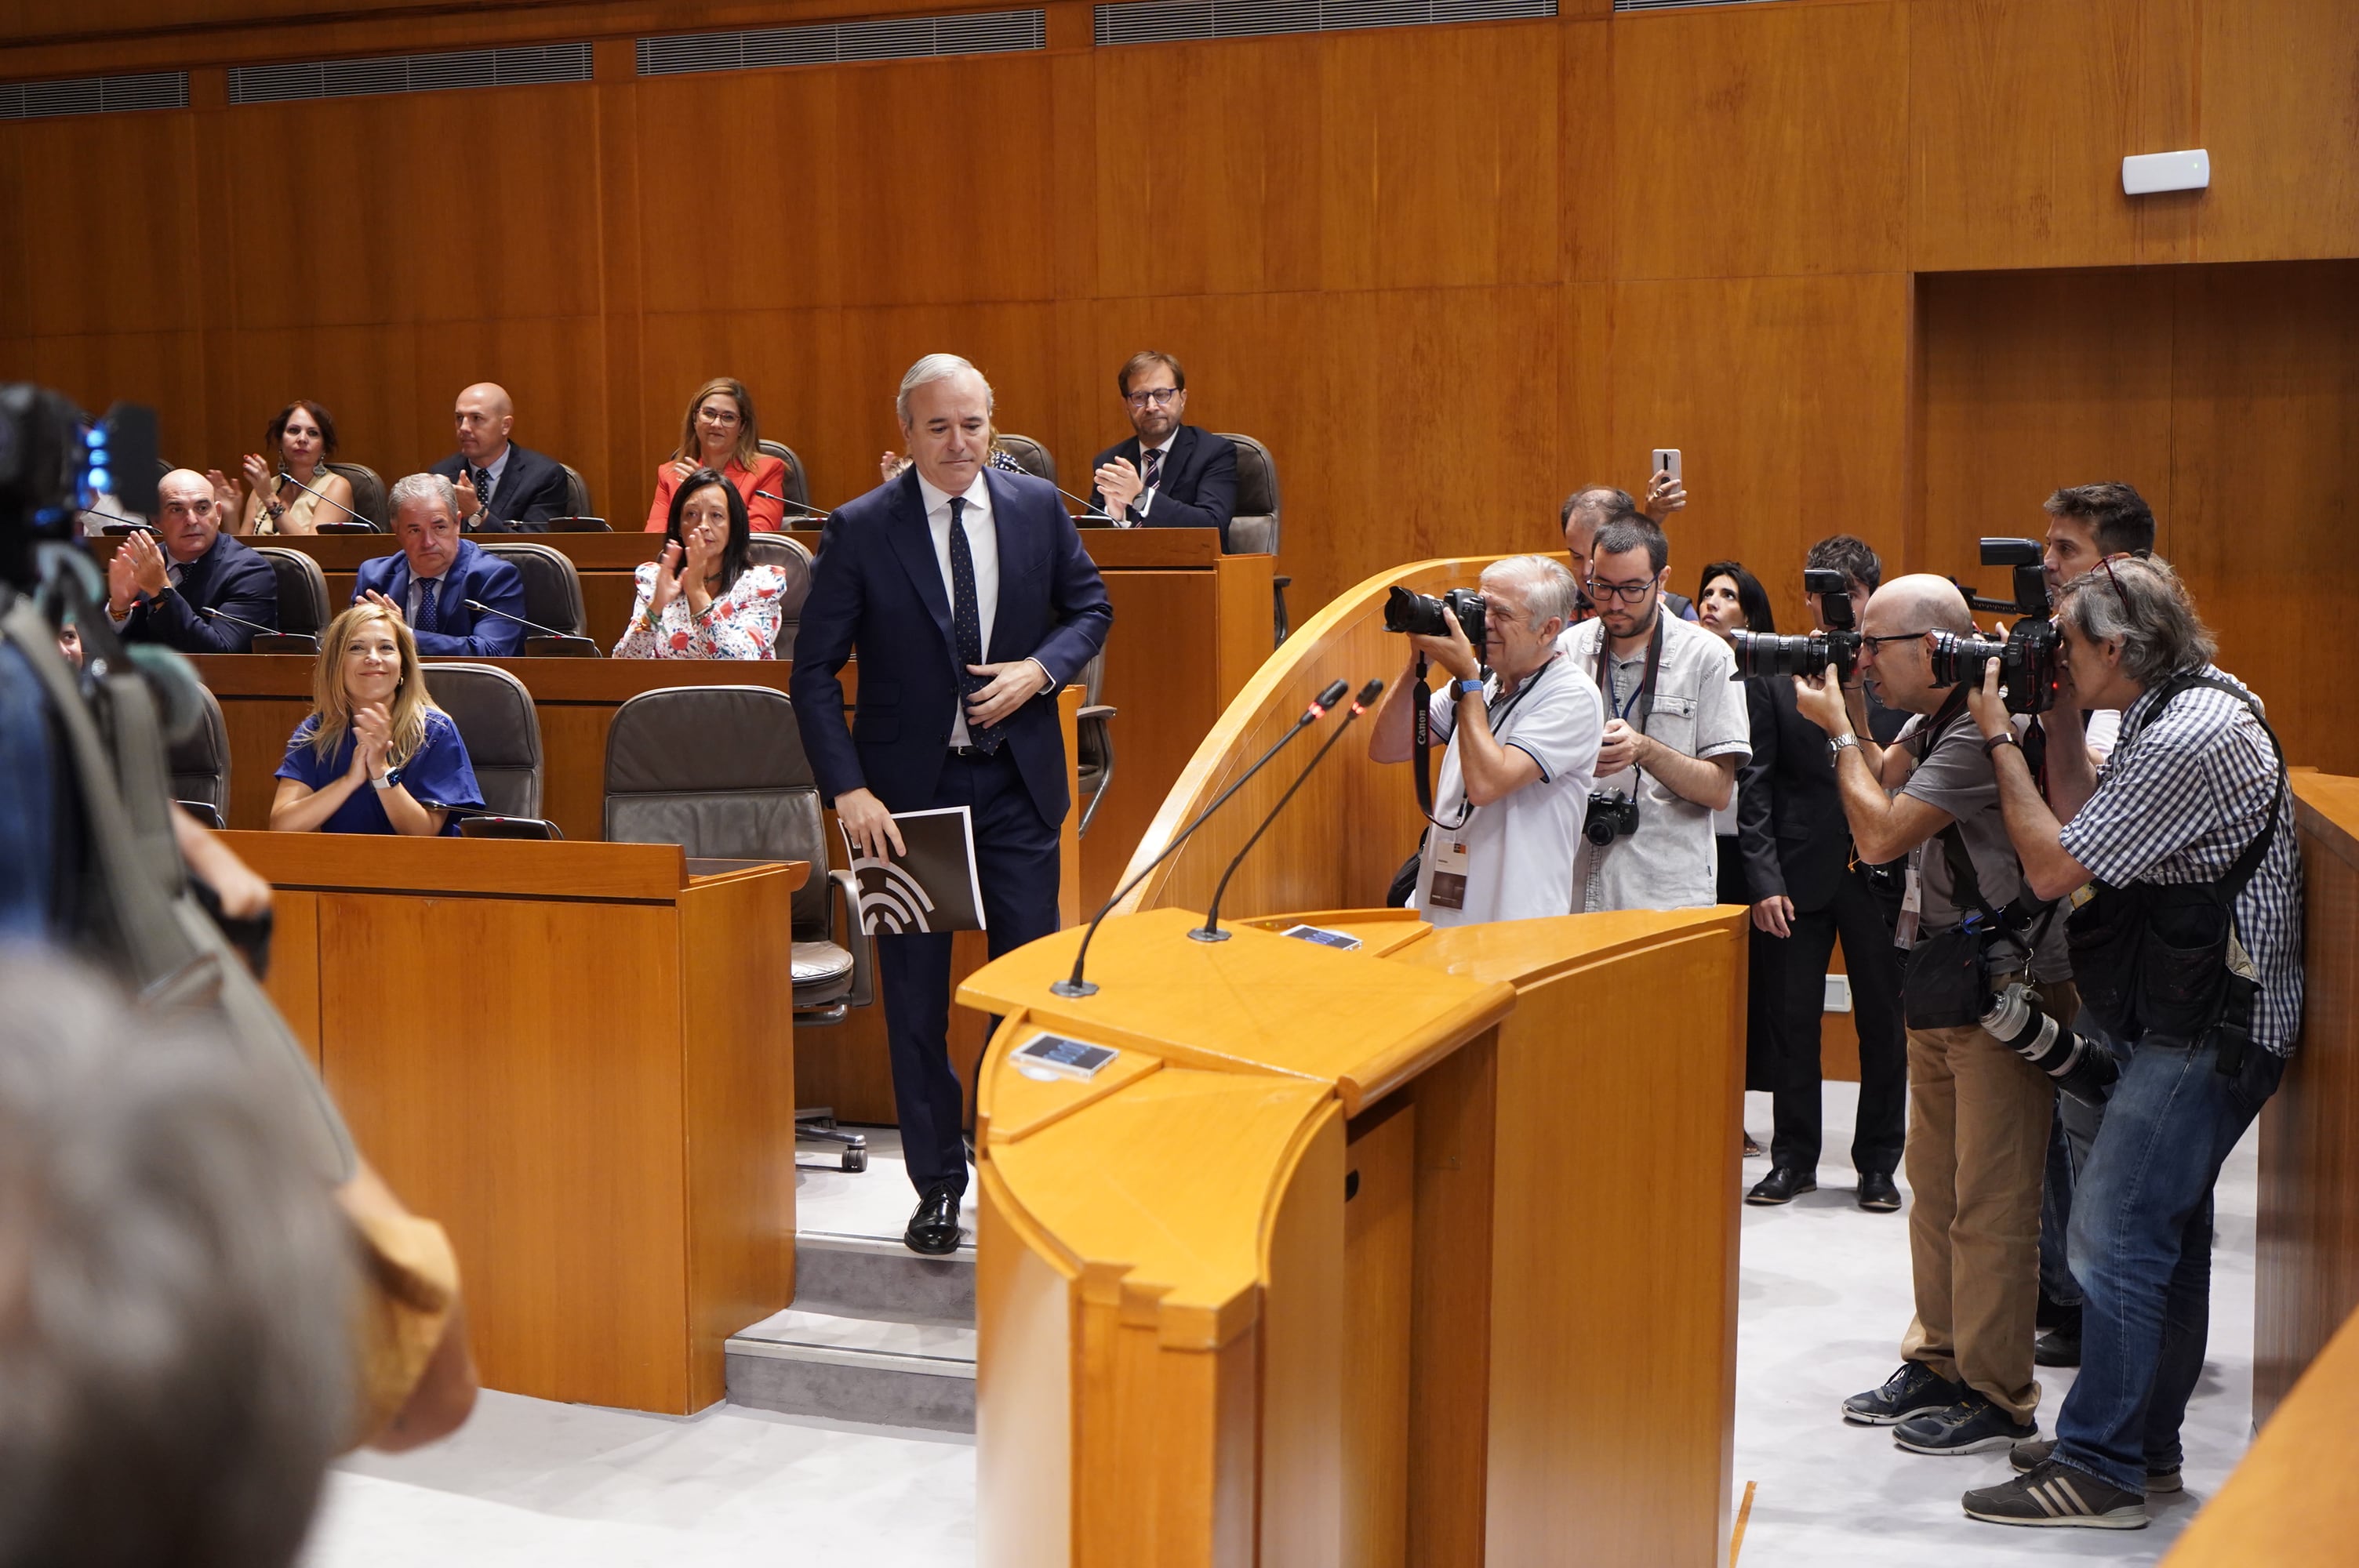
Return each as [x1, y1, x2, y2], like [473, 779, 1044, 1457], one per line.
[2123, 149, 2210, 195]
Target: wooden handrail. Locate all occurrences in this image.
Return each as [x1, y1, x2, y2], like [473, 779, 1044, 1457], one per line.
[1112, 551, 1555, 919]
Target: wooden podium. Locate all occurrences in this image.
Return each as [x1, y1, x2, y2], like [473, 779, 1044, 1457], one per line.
[960, 902, 1745, 1567]
[221, 831, 802, 1415]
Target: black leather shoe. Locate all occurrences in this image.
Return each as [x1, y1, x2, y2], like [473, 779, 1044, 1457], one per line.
[1858, 1171, 1903, 1212]
[903, 1183, 963, 1256]
[2035, 1321, 2083, 1368]
[1746, 1166, 1817, 1205]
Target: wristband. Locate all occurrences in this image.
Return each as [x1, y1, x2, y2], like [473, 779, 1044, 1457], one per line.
[1458, 678, 1485, 697]
[1983, 731, 2022, 758]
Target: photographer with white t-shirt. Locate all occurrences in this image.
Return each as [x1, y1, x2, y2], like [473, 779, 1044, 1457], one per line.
[1367, 555, 1603, 926]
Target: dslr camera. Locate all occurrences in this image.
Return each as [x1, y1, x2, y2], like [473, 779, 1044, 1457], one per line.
[1583, 789, 1638, 846]
[1929, 538, 2062, 715]
[1729, 568, 1860, 680]
[1384, 585, 1486, 648]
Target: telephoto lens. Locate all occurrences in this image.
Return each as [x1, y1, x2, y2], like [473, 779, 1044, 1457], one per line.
[1982, 982, 2117, 1106]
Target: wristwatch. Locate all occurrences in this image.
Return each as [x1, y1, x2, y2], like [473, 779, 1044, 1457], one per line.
[1827, 733, 1859, 757]
[370, 766, 401, 791]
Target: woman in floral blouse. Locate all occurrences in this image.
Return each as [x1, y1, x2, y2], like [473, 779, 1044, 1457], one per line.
[613, 468, 787, 659]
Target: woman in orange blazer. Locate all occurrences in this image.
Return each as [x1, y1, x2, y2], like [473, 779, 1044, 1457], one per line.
[644, 376, 794, 533]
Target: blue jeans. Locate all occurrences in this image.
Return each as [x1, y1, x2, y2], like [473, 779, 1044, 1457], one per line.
[2037, 1028, 2121, 1312]
[2055, 1034, 2284, 1494]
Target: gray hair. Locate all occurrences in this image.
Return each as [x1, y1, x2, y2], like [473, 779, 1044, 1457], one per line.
[2057, 553, 2215, 688]
[1482, 554, 1580, 630]
[0, 955, 353, 1568]
[896, 353, 994, 426]
[387, 471, 458, 522]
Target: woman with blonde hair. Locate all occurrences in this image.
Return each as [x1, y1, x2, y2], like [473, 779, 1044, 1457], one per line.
[644, 376, 793, 533]
[269, 604, 483, 836]
[237, 399, 358, 535]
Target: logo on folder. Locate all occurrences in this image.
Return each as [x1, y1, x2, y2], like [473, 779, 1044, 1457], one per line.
[838, 805, 986, 935]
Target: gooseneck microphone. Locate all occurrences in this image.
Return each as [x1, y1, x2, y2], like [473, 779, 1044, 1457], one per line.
[275, 469, 373, 528]
[756, 489, 830, 520]
[1193, 680, 1384, 943]
[1052, 678, 1351, 999]
[1048, 481, 1121, 525]
[203, 606, 279, 637]
[463, 599, 572, 640]
[463, 600, 602, 657]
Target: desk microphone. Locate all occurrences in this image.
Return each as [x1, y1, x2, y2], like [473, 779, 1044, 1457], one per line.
[86, 509, 156, 532]
[275, 470, 374, 528]
[463, 599, 603, 656]
[756, 490, 830, 520]
[205, 605, 317, 653]
[203, 606, 280, 637]
[1052, 678, 1349, 999]
[1048, 481, 1121, 525]
[1193, 680, 1383, 943]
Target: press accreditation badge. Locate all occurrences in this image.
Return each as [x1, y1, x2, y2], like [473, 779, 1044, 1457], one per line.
[1895, 858, 1923, 949]
[1428, 839, 1471, 912]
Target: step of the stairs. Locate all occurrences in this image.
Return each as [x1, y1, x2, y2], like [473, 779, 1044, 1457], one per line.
[795, 1231, 976, 1322]
[727, 1304, 976, 1433]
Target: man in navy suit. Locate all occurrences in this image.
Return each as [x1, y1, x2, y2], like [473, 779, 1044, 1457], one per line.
[793, 354, 1112, 1255]
[106, 468, 280, 653]
[428, 383, 574, 533]
[352, 474, 528, 657]
[1085, 350, 1238, 550]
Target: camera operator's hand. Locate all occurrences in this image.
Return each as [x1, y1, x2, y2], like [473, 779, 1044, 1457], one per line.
[1597, 718, 1645, 775]
[1752, 895, 1794, 938]
[1793, 663, 1852, 737]
[1407, 613, 1481, 684]
[1967, 657, 2013, 742]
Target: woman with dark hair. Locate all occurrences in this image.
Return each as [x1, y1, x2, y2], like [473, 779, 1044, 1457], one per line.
[615, 468, 788, 659]
[1696, 559, 1775, 642]
[237, 401, 355, 535]
[644, 377, 792, 534]
[1696, 558, 1778, 1158]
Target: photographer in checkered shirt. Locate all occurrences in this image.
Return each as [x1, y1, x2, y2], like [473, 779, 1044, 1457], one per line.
[1954, 553, 2300, 1532]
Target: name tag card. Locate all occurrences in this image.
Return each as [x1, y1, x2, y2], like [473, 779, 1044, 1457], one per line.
[1428, 838, 1470, 912]
[1012, 1033, 1119, 1083]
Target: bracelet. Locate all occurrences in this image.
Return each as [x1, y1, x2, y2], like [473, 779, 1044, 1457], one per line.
[1458, 677, 1485, 697]
[1827, 733, 1859, 756]
[1983, 731, 2022, 758]
[264, 499, 286, 521]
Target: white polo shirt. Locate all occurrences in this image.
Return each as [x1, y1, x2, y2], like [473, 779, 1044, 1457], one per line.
[1408, 654, 1605, 927]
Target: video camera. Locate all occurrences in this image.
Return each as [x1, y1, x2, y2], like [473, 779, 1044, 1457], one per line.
[1930, 537, 2061, 715]
[0, 383, 159, 588]
[1384, 585, 1486, 648]
[1729, 567, 1859, 681]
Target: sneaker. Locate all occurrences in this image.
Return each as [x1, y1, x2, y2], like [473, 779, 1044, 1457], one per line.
[2012, 1439, 2182, 1494]
[1842, 1363, 1965, 1427]
[1965, 1458, 2147, 1528]
[1893, 1392, 2039, 1455]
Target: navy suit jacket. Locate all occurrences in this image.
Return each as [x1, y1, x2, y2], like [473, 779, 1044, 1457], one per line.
[791, 467, 1113, 829]
[431, 444, 572, 532]
[121, 530, 279, 654]
[351, 538, 527, 657]
[1085, 423, 1238, 550]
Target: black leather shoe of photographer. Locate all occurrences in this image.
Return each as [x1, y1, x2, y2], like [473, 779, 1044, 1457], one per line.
[1747, 1166, 1816, 1205]
[1858, 1171, 1902, 1212]
[903, 1183, 963, 1256]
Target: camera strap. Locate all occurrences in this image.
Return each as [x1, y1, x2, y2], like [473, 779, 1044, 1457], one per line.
[1594, 609, 1666, 736]
[1412, 655, 1551, 831]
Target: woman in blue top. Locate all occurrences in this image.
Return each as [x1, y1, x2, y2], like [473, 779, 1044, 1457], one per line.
[271, 603, 483, 836]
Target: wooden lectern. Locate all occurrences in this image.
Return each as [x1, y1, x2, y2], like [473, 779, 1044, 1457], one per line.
[960, 902, 1745, 1567]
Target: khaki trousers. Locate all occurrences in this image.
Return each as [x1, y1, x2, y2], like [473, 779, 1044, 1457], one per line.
[1897, 977, 2076, 1424]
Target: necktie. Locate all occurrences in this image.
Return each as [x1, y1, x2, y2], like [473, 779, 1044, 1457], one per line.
[472, 466, 493, 514]
[947, 497, 1001, 754]
[415, 576, 442, 635]
[1140, 447, 1163, 506]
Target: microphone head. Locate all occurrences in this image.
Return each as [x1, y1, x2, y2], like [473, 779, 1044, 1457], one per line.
[463, 599, 489, 614]
[1315, 679, 1349, 710]
[1350, 678, 1385, 712]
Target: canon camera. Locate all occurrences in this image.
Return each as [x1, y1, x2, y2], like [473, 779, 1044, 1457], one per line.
[1384, 585, 1487, 648]
[1729, 568, 1860, 681]
[1930, 538, 2062, 715]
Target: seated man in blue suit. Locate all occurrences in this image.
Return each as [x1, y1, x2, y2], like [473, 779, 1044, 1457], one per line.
[352, 473, 528, 657]
[793, 353, 1113, 1256]
[1085, 350, 1238, 550]
[107, 468, 279, 653]
[428, 383, 574, 533]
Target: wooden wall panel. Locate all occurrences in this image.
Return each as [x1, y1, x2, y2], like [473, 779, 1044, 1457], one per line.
[2193, 0, 2359, 264]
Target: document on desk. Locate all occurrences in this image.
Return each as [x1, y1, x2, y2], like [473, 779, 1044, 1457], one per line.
[839, 805, 986, 934]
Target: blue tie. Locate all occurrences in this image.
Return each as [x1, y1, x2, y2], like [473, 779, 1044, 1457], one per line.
[947, 498, 1001, 754]
[415, 576, 441, 635]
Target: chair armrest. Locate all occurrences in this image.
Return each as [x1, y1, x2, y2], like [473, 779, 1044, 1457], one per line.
[827, 868, 875, 1010]
[1077, 704, 1118, 721]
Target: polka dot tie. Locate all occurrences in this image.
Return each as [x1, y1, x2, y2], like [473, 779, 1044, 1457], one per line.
[947, 498, 1003, 753]
[415, 576, 441, 635]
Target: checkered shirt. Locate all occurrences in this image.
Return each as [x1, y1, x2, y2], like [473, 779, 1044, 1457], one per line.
[2056, 665, 2303, 1054]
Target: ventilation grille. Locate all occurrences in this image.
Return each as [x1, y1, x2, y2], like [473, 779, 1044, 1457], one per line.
[1612, 0, 1787, 10]
[227, 43, 593, 106]
[0, 71, 187, 119]
[638, 9, 1046, 75]
[1096, 0, 1548, 43]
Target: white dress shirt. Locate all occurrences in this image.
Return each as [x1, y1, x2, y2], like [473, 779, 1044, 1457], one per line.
[1131, 430, 1176, 520]
[918, 470, 1001, 747]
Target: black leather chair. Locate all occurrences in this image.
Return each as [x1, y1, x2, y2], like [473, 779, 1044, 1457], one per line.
[252, 546, 331, 639]
[744, 533, 814, 652]
[169, 684, 231, 828]
[1220, 432, 1289, 644]
[1077, 650, 1116, 838]
[474, 539, 587, 640]
[323, 461, 388, 531]
[556, 463, 603, 528]
[993, 433, 1056, 488]
[423, 662, 548, 822]
[758, 438, 813, 514]
[602, 687, 872, 1026]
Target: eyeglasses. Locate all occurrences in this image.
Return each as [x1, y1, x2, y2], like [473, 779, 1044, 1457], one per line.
[1584, 577, 1657, 604]
[696, 408, 742, 425]
[1858, 630, 1932, 649]
[1122, 387, 1181, 408]
[2092, 550, 2148, 615]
